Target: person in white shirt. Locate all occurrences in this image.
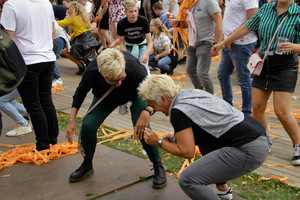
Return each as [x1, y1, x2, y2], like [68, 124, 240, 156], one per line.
[212, 0, 259, 116]
[81, 0, 92, 12]
[1, 0, 59, 151]
[162, 0, 179, 17]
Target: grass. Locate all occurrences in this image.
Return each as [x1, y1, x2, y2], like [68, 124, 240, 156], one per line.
[57, 110, 300, 200]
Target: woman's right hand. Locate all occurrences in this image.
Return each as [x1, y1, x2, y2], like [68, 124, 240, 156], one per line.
[66, 121, 77, 144]
[169, 19, 178, 27]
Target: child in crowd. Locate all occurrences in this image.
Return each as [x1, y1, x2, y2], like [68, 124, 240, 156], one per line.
[149, 18, 177, 74]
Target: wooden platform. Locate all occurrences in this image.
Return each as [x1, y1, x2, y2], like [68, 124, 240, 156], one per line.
[52, 57, 300, 188]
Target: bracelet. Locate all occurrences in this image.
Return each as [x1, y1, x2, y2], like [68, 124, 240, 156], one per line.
[177, 21, 181, 27]
[221, 42, 226, 48]
[144, 106, 155, 116]
[69, 119, 76, 122]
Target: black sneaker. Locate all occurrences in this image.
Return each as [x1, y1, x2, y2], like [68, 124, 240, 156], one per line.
[292, 144, 300, 165]
[152, 161, 167, 189]
[69, 159, 94, 183]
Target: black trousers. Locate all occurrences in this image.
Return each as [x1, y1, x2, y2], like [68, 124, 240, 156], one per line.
[0, 111, 2, 136]
[18, 62, 59, 151]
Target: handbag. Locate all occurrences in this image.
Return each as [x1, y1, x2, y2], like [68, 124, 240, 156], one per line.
[247, 52, 263, 76]
[247, 14, 288, 76]
[0, 24, 27, 96]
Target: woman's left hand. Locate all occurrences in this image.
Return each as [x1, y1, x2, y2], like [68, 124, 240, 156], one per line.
[143, 128, 160, 146]
[280, 42, 295, 53]
[154, 55, 160, 61]
[134, 110, 150, 139]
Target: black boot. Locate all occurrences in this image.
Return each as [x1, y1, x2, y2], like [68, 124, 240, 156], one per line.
[69, 158, 94, 183]
[152, 161, 167, 189]
[76, 62, 86, 75]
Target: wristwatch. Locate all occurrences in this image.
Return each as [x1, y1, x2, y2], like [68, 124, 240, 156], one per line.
[158, 139, 163, 148]
[144, 106, 155, 116]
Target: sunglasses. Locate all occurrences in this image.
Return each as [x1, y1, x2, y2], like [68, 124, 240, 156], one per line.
[106, 73, 127, 84]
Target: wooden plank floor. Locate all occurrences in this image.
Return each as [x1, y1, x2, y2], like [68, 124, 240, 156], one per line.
[53, 56, 300, 188]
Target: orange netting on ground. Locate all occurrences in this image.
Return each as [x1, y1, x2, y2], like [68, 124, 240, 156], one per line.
[0, 142, 78, 173]
[52, 85, 66, 95]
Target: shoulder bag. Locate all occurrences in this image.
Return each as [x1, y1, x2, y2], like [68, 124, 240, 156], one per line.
[247, 14, 288, 76]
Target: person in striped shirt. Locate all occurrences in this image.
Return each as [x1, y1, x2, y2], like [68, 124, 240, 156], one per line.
[212, 0, 300, 165]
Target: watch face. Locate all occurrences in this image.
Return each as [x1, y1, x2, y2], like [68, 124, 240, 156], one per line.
[158, 139, 163, 147]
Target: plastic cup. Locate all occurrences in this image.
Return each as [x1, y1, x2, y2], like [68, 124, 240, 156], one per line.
[166, 12, 170, 19]
[275, 37, 289, 55]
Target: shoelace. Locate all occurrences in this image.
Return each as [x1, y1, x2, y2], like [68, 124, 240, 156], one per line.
[293, 145, 300, 157]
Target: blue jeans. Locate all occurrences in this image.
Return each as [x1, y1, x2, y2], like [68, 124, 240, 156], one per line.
[217, 42, 256, 115]
[126, 44, 150, 74]
[149, 54, 171, 71]
[53, 37, 65, 80]
[0, 89, 29, 126]
[18, 62, 59, 151]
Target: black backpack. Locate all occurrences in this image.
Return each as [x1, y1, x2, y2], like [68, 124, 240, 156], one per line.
[0, 24, 27, 97]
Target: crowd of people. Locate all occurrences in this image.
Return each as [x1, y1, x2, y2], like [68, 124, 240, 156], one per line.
[0, 0, 299, 199]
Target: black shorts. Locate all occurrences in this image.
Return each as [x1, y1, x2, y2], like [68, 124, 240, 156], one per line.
[99, 11, 109, 30]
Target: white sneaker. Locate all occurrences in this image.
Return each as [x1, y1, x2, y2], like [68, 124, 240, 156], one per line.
[6, 124, 32, 137]
[56, 78, 63, 85]
[119, 104, 128, 115]
[292, 144, 300, 165]
[210, 185, 233, 200]
[52, 78, 63, 86]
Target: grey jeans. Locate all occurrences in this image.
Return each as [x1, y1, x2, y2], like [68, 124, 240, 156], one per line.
[178, 134, 271, 200]
[186, 42, 214, 94]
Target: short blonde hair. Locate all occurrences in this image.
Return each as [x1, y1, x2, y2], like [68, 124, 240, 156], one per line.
[97, 48, 125, 79]
[138, 75, 179, 103]
[124, 0, 137, 10]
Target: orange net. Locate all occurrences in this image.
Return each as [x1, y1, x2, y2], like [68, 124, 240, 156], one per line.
[172, 0, 199, 57]
[0, 142, 78, 171]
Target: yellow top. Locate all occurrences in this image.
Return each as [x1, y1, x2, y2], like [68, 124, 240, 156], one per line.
[57, 15, 90, 40]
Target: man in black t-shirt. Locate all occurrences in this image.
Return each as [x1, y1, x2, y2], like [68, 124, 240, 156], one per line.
[66, 48, 167, 189]
[116, 0, 152, 74]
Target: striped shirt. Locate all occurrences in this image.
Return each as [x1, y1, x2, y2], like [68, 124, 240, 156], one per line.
[160, 11, 172, 30]
[245, 1, 300, 55]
